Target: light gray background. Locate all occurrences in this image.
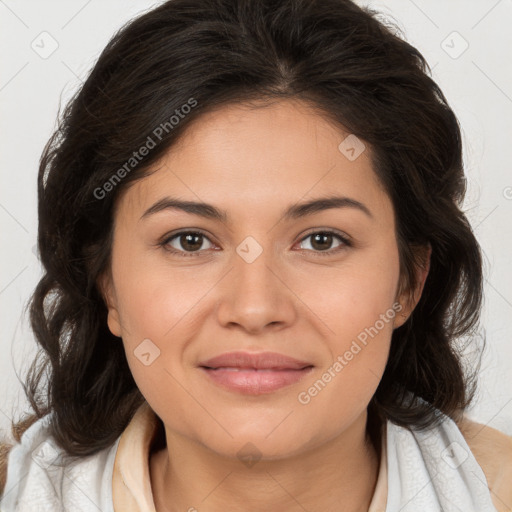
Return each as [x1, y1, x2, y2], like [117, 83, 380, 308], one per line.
[1, 0, 511, 440]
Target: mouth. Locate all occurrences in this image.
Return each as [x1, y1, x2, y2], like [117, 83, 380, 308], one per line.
[198, 351, 314, 395]
[199, 366, 314, 394]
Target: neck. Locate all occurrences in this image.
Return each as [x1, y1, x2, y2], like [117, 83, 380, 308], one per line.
[150, 410, 381, 512]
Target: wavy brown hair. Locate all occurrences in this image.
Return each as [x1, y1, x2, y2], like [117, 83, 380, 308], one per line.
[1, 0, 484, 487]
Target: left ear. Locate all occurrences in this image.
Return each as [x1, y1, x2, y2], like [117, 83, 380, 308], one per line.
[395, 242, 431, 327]
[97, 269, 123, 338]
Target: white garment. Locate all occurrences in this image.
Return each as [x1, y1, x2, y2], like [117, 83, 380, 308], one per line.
[386, 417, 498, 511]
[0, 403, 499, 511]
[0, 412, 118, 512]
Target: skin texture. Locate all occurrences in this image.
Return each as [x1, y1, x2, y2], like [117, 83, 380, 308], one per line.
[101, 98, 430, 512]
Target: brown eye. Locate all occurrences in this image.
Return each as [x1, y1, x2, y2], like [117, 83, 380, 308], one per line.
[298, 230, 351, 255]
[163, 231, 214, 255]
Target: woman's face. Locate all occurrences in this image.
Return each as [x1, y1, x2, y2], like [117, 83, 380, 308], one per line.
[103, 98, 424, 460]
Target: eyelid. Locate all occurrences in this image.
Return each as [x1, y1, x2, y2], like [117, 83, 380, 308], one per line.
[159, 227, 352, 257]
[295, 228, 352, 256]
[159, 228, 217, 256]
[298, 227, 352, 245]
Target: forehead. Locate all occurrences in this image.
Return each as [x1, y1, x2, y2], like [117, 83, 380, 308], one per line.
[117, 98, 391, 224]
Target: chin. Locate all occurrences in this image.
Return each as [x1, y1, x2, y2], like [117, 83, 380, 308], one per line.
[198, 430, 310, 463]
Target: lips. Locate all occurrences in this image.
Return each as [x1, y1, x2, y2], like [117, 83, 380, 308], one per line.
[199, 351, 313, 370]
[199, 351, 314, 395]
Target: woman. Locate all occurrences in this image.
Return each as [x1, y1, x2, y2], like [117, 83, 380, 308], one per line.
[1, 0, 511, 510]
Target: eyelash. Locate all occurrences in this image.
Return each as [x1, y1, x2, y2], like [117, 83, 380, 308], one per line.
[159, 229, 352, 258]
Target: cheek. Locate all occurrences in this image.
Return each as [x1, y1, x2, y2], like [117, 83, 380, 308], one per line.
[292, 240, 401, 346]
[110, 254, 220, 398]
[293, 243, 399, 405]
[112, 270, 200, 409]
[295, 282, 397, 433]
[111, 249, 205, 340]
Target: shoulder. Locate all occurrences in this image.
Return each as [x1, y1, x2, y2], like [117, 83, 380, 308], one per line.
[0, 442, 13, 497]
[0, 412, 120, 509]
[457, 415, 512, 512]
[0, 413, 58, 506]
[0, 413, 42, 497]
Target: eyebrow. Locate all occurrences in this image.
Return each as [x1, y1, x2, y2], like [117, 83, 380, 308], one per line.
[140, 195, 373, 222]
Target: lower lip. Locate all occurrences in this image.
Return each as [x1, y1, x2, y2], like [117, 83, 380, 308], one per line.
[200, 367, 314, 395]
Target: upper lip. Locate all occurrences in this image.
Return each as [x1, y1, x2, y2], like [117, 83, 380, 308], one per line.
[199, 351, 313, 370]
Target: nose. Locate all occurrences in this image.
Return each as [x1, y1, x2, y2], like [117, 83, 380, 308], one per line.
[215, 245, 297, 335]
